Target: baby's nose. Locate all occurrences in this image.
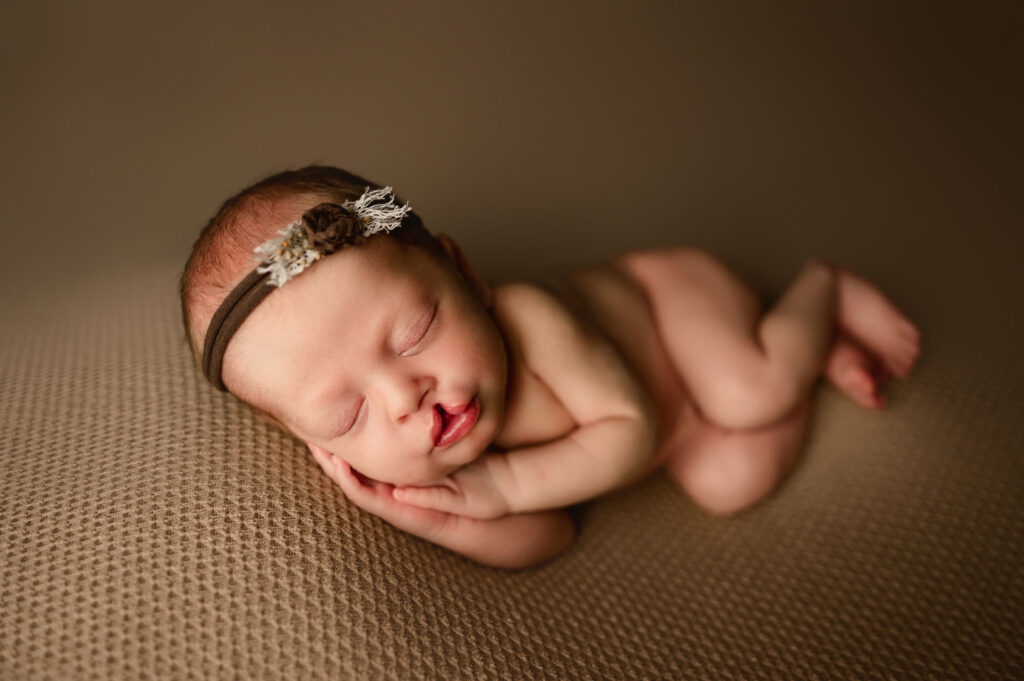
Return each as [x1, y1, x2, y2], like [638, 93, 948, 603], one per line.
[382, 374, 434, 423]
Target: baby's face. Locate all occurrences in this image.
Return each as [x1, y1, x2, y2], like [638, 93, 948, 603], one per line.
[222, 235, 509, 486]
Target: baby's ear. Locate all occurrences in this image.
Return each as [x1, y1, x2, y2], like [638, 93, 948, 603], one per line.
[436, 233, 494, 308]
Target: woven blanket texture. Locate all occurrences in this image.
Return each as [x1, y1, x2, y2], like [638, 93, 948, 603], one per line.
[1, 260, 1022, 680]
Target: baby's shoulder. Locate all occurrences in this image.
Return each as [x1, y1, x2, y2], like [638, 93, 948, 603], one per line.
[491, 280, 564, 318]
[490, 279, 655, 427]
[490, 281, 583, 354]
[490, 279, 631, 388]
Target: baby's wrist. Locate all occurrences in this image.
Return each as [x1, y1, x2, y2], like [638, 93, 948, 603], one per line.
[480, 451, 518, 515]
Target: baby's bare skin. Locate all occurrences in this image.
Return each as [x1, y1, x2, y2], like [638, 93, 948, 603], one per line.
[544, 249, 920, 512]
[395, 246, 921, 518]
[225, 229, 920, 568]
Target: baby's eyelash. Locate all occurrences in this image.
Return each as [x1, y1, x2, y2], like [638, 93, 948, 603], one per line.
[337, 398, 364, 437]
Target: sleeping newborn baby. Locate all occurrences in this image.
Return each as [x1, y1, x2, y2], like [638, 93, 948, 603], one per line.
[181, 165, 921, 568]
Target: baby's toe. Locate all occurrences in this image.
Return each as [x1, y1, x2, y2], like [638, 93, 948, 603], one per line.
[844, 366, 884, 409]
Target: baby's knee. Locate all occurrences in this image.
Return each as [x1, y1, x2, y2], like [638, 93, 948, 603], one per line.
[671, 431, 787, 515]
[685, 460, 775, 515]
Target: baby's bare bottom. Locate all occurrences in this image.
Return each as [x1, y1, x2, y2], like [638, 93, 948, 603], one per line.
[614, 248, 920, 514]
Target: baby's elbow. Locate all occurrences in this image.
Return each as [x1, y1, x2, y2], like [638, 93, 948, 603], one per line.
[464, 510, 577, 570]
[505, 519, 576, 569]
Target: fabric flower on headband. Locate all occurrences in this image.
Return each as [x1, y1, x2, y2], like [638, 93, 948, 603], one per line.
[253, 186, 412, 287]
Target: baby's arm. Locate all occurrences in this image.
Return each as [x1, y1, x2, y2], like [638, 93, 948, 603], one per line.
[395, 283, 659, 518]
[309, 444, 575, 569]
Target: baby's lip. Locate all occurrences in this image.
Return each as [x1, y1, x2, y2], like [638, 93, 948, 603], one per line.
[430, 407, 444, 447]
[440, 400, 473, 416]
[432, 398, 479, 449]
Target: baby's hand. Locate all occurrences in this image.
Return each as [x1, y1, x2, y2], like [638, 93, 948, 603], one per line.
[393, 452, 514, 520]
[308, 443, 464, 539]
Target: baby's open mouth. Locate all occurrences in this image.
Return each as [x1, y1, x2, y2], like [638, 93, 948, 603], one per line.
[432, 398, 479, 448]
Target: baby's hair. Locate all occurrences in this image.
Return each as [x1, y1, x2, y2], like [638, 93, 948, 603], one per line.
[179, 165, 439, 376]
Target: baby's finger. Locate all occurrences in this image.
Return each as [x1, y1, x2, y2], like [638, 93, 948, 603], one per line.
[336, 460, 379, 496]
[322, 455, 357, 495]
[308, 443, 328, 468]
[313, 448, 367, 498]
[334, 461, 393, 512]
[308, 446, 461, 538]
[309, 444, 376, 496]
[335, 462, 420, 521]
[308, 443, 345, 481]
[393, 485, 462, 513]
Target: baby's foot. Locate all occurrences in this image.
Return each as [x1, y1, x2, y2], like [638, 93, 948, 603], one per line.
[823, 262, 922, 379]
[824, 333, 887, 409]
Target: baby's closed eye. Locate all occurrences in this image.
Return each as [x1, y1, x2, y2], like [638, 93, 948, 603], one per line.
[397, 302, 437, 356]
[332, 398, 364, 438]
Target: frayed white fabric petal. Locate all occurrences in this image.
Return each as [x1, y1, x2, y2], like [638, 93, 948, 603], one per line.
[342, 186, 412, 236]
[250, 186, 411, 288]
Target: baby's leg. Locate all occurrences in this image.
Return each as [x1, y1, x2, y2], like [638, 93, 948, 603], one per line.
[620, 248, 837, 430]
[665, 396, 811, 515]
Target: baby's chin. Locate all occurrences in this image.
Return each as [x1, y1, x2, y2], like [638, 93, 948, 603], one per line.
[387, 468, 459, 488]
[392, 451, 483, 487]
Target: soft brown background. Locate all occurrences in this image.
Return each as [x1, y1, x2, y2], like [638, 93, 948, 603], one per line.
[2, 2, 1023, 680]
[1, 1, 1020, 297]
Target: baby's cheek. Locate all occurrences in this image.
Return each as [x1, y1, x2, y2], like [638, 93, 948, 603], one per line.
[348, 438, 415, 486]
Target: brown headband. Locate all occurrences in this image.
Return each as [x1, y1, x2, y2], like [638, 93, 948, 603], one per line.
[201, 190, 414, 392]
[201, 267, 276, 392]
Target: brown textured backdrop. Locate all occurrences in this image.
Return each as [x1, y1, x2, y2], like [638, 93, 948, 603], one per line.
[2, 1, 1023, 679]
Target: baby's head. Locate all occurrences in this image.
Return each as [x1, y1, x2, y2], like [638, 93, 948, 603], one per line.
[180, 166, 509, 485]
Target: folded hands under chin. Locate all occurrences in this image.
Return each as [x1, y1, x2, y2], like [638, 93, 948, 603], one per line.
[307, 442, 513, 542]
[392, 452, 514, 520]
[307, 442, 459, 538]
